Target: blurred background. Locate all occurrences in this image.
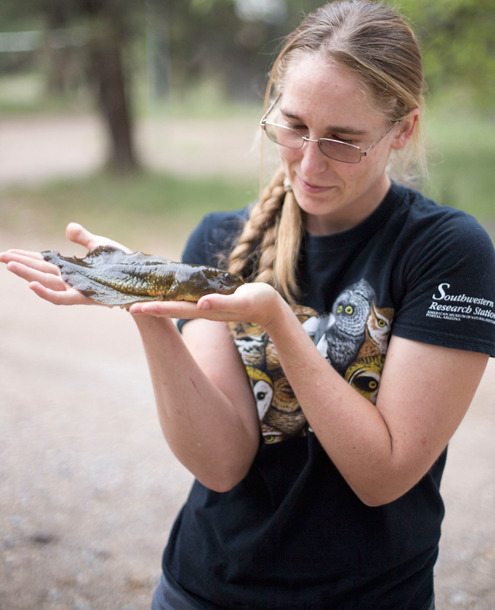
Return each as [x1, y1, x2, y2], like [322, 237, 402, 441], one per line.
[0, 1, 494, 609]
[0, 0, 494, 247]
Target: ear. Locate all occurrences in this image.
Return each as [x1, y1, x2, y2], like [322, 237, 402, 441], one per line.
[390, 109, 420, 151]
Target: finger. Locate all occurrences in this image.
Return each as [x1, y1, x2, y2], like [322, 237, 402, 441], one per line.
[197, 286, 275, 327]
[29, 281, 93, 306]
[130, 298, 246, 324]
[3, 252, 60, 275]
[129, 300, 200, 318]
[0, 249, 45, 264]
[6, 261, 66, 291]
[197, 292, 242, 312]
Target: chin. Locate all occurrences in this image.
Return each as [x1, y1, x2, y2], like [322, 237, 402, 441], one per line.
[295, 191, 336, 216]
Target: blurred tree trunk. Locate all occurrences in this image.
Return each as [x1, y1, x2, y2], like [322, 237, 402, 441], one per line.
[82, 0, 139, 173]
[43, 0, 68, 95]
[87, 27, 139, 173]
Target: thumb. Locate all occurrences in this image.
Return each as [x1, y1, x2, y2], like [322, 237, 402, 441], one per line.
[66, 222, 97, 250]
[197, 292, 239, 312]
[65, 222, 132, 254]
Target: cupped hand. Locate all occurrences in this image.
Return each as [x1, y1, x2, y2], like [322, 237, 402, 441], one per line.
[0, 223, 131, 306]
[129, 282, 284, 329]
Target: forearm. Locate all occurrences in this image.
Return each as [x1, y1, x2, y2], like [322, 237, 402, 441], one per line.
[265, 298, 414, 505]
[132, 314, 259, 491]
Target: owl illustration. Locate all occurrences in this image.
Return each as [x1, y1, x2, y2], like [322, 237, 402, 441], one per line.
[245, 366, 274, 420]
[261, 423, 288, 444]
[293, 304, 319, 326]
[344, 354, 385, 404]
[357, 302, 394, 359]
[229, 320, 269, 369]
[316, 279, 375, 375]
[230, 306, 316, 444]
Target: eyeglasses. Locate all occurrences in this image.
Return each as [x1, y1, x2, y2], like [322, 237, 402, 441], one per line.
[260, 94, 397, 164]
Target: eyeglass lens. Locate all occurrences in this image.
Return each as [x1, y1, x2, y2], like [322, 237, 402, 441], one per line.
[263, 122, 361, 163]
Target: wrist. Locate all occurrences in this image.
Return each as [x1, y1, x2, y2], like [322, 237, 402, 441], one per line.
[262, 290, 294, 336]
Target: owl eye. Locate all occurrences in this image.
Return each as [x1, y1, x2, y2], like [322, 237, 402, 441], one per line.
[263, 432, 283, 444]
[337, 304, 343, 314]
[368, 380, 378, 390]
[345, 305, 354, 315]
[378, 319, 387, 327]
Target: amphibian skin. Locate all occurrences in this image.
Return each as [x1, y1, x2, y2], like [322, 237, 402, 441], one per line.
[42, 245, 244, 306]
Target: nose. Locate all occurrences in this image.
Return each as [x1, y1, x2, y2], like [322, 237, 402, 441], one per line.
[300, 137, 328, 175]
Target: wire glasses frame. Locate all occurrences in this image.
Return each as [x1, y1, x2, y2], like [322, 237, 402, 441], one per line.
[260, 94, 397, 164]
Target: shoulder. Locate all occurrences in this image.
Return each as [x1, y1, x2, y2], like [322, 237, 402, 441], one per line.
[389, 183, 494, 259]
[181, 207, 250, 267]
[386, 186, 495, 355]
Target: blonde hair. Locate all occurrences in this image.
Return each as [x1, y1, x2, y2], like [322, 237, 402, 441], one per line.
[229, 0, 426, 303]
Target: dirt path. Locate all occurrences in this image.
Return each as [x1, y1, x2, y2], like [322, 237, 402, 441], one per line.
[0, 112, 263, 186]
[0, 114, 494, 609]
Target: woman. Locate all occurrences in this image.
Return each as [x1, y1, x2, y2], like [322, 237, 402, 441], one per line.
[2, 2, 495, 608]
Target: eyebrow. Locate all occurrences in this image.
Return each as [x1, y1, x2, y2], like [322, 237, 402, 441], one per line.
[280, 107, 367, 137]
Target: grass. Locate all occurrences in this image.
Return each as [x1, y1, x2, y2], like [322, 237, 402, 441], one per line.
[0, 170, 256, 255]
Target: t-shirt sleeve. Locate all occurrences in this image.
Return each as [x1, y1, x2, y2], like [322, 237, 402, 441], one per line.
[177, 209, 248, 332]
[181, 215, 215, 267]
[181, 208, 248, 266]
[391, 211, 495, 356]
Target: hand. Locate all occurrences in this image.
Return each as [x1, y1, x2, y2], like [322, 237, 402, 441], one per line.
[64, 222, 131, 254]
[0, 223, 131, 306]
[129, 281, 284, 329]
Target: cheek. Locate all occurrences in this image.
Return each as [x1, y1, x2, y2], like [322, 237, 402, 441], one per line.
[278, 146, 300, 170]
[360, 154, 389, 182]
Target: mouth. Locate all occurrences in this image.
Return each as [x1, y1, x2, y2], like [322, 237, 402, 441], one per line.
[297, 176, 333, 193]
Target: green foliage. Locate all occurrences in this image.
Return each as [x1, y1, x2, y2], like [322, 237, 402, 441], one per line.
[189, 0, 234, 14]
[394, 0, 495, 106]
[425, 103, 495, 228]
[1, 0, 492, 108]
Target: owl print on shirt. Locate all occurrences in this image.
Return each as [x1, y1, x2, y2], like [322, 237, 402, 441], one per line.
[312, 280, 393, 403]
[229, 279, 394, 444]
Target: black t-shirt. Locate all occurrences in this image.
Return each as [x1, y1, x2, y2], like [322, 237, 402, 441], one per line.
[164, 183, 495, 609]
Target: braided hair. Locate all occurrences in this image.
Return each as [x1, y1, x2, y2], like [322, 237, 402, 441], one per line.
[228, 168, 303, 302]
